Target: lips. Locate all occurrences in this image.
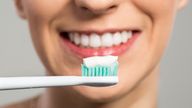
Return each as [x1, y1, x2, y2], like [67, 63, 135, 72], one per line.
[59, 30, 141, 58]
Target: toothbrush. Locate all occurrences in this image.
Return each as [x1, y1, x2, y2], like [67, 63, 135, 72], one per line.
[0, 56, 118, 90]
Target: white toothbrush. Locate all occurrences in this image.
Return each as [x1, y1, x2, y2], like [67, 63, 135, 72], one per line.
[0, 76, 118, 90]
[0, 56, 118, 90]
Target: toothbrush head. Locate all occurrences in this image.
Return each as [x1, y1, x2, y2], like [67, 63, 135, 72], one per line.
[81, 56, 119, 87]
[81, 62, 118, 77]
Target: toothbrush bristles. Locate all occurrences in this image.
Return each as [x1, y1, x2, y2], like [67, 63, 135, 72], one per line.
[81, 62, 118, 77]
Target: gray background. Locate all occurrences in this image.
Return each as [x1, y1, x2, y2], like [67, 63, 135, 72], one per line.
[0, 0, 191, 108]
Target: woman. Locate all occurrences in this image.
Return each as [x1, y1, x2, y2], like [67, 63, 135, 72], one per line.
[4, 0, 188, 108]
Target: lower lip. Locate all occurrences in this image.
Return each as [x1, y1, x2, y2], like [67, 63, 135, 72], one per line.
[60, 32, 140, 58]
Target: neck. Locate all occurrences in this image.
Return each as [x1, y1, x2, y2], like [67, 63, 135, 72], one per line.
[39, 67, 159, 108]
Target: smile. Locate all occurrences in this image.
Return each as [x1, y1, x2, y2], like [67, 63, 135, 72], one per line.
[59, 29, 141, 58]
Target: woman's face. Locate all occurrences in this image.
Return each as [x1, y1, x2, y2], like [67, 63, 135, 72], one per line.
[16, 0, 186, 102]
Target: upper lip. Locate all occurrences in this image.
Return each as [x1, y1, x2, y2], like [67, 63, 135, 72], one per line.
[58, 27, 142, 35]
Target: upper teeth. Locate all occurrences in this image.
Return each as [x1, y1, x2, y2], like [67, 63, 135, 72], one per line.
[69, 31, 132, 48]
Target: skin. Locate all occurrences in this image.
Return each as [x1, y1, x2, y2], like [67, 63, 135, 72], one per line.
[6, 0, 187, 108]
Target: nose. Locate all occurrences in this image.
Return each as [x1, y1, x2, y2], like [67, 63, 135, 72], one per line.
[74, 0, 119, 15]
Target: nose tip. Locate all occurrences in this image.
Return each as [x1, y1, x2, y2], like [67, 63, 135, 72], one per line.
[75, 0, 118, 15]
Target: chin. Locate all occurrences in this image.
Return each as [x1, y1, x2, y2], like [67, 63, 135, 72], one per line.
[72, 83, 125, 103]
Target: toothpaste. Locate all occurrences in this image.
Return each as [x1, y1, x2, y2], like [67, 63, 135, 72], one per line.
[83, 56, 118, 67]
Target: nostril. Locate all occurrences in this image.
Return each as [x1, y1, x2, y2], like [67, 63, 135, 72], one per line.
[107, 5, 117, 12]
[109, 5, 117, 10]
[81, 6, 88, 11]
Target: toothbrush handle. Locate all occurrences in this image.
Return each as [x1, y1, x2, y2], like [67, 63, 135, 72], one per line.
[0, 76, 83, 90]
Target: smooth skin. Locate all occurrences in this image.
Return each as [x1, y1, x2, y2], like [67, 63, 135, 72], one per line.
[4, 0, 188, 108]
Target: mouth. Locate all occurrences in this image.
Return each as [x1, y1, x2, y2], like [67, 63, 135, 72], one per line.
[59, 29, 141, 58]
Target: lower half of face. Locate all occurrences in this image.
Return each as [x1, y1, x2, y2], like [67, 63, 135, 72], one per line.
[23, 0, 177, 102]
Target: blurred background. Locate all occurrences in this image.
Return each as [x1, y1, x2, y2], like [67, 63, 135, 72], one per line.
[0, 1, 191, 107]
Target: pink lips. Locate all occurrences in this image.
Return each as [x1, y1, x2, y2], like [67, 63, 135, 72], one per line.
[60, 31, 140, 58]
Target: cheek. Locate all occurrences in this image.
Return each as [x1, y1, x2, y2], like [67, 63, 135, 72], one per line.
[131, 0, 178, 47]
[23, 0, 69, 21]
[133, 0, 177, 18]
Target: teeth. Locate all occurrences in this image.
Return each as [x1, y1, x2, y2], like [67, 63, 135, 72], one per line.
[101, 33, 113, 47]
[113, 32, 122, 45]
[69, 33, 74, 41]
[121, 31, 132, 43]
[74, 33, 80, 45]
[90, 33, 101, 48]
[68, 31, 133, 48]
[80, 34, 89, 47]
